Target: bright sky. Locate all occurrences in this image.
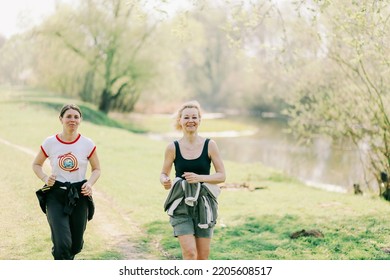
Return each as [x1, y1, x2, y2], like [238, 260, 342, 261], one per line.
[0, 0, 76, 38]
[0, 0, 192, 39]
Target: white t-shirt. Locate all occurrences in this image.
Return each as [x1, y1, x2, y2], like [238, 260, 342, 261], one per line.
[41, 134, 96, 183]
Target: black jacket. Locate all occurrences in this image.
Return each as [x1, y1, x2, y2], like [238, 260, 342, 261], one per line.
[36, 180, 95, 221]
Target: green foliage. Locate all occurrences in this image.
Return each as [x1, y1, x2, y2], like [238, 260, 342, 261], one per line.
[27, 0, 159, 114]
[283, 0, 390, 191]
[0, 34, 33, 85]
[1, 0, 388, 120]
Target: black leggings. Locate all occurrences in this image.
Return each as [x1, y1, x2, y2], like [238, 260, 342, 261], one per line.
[46, 188, 89, 260]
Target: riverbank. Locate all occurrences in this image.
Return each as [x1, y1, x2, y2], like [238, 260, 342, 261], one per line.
[2, 88, 390, 260]
[125, 113, 362, 195]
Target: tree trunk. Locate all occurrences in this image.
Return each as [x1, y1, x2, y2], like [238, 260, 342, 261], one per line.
[98, 88, 112, 114]
[80, 70, 95, 102]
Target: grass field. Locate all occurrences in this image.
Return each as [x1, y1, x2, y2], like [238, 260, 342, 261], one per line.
[1, 87, 390, 260]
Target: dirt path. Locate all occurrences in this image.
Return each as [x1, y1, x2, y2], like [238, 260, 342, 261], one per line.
[91, 190, 156, 259]
[0, 136, 155, 259]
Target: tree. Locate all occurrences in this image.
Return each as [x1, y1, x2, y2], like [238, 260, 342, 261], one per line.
[220, 0, 390, 194]
[35, 0, 157, 114]
[209, 0, 320, 114]
[284, 0, 390, 194]
[0, 34, 33, 85]
[179, 9, 235, 110]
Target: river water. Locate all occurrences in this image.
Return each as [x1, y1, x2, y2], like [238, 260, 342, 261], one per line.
[214, 117, 369, 193]
[151, 116, 371, 193]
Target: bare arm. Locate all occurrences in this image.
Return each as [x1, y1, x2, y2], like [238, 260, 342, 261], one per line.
[32, 149, 56, 186]
[86, 151, 101, 186]
[81, 151, 101, 196]
[160, 143, 175, 189]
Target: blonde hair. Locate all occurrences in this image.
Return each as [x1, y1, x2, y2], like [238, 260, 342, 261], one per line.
[174, 100, 202, 130]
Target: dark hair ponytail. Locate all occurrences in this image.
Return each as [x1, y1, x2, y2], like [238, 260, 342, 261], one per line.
[59, 104, 82, 118]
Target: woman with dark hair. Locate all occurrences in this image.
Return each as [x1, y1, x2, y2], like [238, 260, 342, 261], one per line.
[32, 104, 101, 260]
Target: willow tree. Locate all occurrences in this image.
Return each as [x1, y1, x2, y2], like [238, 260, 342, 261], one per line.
[36, 0, 156, 113]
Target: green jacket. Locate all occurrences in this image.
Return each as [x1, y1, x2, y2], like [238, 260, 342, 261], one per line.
[163, 178, 219, 229]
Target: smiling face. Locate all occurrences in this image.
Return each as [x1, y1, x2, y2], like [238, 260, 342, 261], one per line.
[179, 107, 201, 132]
[175, 101, 203, 131]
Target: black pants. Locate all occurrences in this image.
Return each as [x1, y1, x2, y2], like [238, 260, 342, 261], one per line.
[46, 187, 89, 260]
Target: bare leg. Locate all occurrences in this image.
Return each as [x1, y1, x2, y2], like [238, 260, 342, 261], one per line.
[178, 234, 197, 260]
[195, 237, 211, 260]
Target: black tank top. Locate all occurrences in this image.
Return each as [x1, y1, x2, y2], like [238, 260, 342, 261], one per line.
[174, 138, 211, 178]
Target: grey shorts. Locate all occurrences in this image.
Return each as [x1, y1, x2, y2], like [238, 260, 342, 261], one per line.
[169, 215, 214, 238]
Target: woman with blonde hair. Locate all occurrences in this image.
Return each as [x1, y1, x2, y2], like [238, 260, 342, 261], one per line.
[160, 100, 226, 260]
